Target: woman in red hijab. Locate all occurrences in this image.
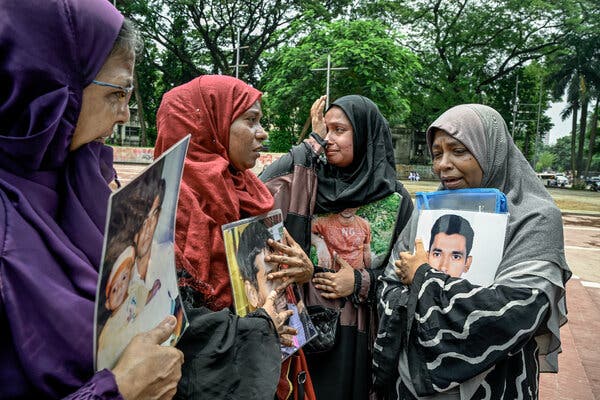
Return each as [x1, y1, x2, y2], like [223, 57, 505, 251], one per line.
[155, 75, 315, 400]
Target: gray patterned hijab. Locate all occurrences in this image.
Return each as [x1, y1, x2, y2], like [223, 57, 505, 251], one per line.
[425, 104, 571, 370]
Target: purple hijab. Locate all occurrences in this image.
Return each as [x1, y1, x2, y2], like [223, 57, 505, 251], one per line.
[0, 0, 123, 397]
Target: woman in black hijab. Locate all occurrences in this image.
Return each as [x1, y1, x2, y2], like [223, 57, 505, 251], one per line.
[260, 95, 414, 400]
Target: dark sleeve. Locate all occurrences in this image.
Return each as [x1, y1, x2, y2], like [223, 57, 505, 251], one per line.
[393, 182, 414, 239]
[175, 307, 281, 400]
[372, 277, 410, 396]
[406, 265, 550, 396]
[259, 139, 316, 183]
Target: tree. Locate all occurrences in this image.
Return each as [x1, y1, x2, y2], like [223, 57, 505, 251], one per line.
[122, 0, 350, 85]
[487, 63, 552, 163]
[361, 0, 569, 132]
[535, 151, 556, 172]
[548, 0, 600, 179]
[116, 0, 352, 145]
[548, 136, 572, 172]
[585, 97, 599, 176]
[260, 19, 420, 151]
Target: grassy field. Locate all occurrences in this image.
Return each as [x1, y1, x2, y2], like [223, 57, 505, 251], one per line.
[402, 180, 600, 213]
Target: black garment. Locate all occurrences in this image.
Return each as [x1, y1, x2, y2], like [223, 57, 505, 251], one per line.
[374, 265, 550, 399]
[175, 306, 281, 400]
[261, 95, 414, 399]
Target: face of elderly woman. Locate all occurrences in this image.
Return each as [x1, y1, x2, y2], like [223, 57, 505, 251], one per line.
[431, 129, 483, 189]
[70, 54, 134, 151]
[324, 106, 354, 167]
[228, 101, 268, 171]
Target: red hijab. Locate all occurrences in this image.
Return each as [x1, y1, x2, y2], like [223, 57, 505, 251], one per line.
[155, 75, 274, 310]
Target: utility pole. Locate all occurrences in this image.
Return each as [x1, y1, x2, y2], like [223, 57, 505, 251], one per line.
[511, 74, 543, 165]
[232, 29, 248, 79]
[532, 80, 544, 169]
[511, 76, 519, 138]
[311, 54, 348, 108]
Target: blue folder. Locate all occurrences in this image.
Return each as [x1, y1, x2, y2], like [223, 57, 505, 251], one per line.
[415, 188, 508, 213]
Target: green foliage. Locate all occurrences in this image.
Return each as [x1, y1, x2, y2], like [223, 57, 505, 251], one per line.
[260, 20, 420, 150]
[548, 136, 573, 172]
[356, 193, 401, 257]
[535, 151, 557, 172]
[363, 0, 569, 134]
[118, 0, 599, 157]
[487, 63, 553, 162]
[545, 0, 600, 176]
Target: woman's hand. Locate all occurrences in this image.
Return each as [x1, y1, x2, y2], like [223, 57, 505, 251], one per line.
[112, 316, 184, 400]
[311, 95, 327, 138]
[312, 253, 355, 299]
[262, 289, 297, 347]
[395, 239, 428, 285]
[265, 228, 314, 285]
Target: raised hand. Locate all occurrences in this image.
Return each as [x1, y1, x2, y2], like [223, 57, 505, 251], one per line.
[310, 95, 327, 138]
[265, 228, 314, 285]
[395, 238, 428, 285]
[312, 252, 355, 299]
[112, 316, 184, 400]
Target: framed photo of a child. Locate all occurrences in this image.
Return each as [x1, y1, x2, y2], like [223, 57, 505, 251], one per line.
[94, 135, 190, 371]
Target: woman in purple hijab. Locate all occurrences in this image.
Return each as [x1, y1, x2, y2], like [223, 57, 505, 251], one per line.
[0, 0, 183, 398]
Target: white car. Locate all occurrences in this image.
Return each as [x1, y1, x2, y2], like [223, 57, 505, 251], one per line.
[554, 174, 569, 187]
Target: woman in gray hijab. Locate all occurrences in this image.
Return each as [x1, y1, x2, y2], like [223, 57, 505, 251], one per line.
[373, 104, 570, 399]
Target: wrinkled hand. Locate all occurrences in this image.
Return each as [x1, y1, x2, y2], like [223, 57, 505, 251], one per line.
[262, 289, 297, 347]
[112, 316, 184, 400]
[312, 252, 355, 299]
[311, 95, 327, 138]
[395, 239, 428, 285]
[265, 228, 314, 285]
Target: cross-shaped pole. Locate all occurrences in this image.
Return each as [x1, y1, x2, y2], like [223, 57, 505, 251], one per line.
[232, 29, 248, 79]
[311, 54, 348, 108]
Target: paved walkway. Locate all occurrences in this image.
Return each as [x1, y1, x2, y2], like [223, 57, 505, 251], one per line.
[540, 276, 600, 399]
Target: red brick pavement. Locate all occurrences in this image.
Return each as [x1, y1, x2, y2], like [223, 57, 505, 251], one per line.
[540, 277, 600, 399]
[114, 162, 148, 187]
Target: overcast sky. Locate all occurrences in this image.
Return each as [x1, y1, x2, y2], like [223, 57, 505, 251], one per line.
[546, 101, 571, 145]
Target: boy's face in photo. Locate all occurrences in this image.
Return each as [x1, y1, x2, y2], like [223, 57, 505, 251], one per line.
[134, 194, 161, 258]
[106, 264, 132, 311]
[428, 233, 472, 277]
[245, 248, 286, 312]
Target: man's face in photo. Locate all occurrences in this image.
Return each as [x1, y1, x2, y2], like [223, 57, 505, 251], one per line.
[134, 194, 161, 259]
[428, 232, 472, 278]
[245, 248, 286, 312]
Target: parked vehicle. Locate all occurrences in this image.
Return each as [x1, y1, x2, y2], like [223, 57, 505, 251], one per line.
[550, 174, 569, 188]
[536, 173, 556, 187]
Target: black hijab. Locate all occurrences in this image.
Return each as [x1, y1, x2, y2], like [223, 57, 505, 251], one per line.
[315, 95, 397, 213]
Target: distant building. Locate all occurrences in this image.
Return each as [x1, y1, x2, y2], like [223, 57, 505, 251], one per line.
[390, 125, 428, 164]
[110, 106, 141, 146]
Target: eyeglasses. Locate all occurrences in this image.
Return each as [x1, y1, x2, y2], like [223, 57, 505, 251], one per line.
[92, 80, 135, 101]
